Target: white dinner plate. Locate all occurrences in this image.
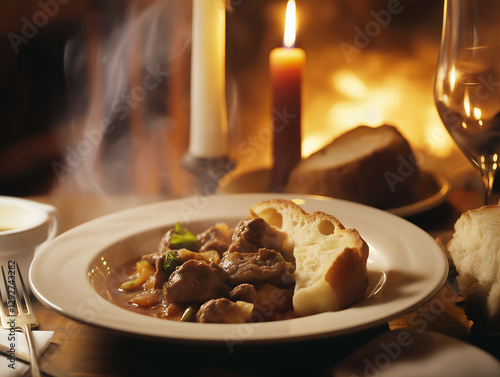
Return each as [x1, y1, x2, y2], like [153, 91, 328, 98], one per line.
[30, 194, 448, 344]
[330, 329, 500, 377]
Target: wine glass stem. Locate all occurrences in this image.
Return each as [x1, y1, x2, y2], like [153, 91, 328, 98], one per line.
[480, 169, 496, 205]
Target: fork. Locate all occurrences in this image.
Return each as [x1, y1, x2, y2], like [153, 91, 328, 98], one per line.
[0, 263, 42, 377]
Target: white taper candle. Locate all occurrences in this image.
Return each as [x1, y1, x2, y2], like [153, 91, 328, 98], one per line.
[189, 0, 228, 158]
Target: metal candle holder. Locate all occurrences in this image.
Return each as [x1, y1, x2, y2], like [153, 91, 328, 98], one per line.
[181, 154, 236, 195]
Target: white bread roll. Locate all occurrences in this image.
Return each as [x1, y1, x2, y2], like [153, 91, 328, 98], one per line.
[250, 199, 369, 317]
[448, 203, 500, 331]
[284, 125, 419, 208]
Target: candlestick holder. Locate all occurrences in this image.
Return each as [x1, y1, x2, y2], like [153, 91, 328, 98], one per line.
[181, 154, 236, 195]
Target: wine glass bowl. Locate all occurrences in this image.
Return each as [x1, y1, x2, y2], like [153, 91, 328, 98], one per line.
[434, 0, 500, 205]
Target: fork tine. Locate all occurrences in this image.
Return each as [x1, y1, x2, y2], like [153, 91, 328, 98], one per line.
[0, 265, 12, 314]
[0, 266, 7, 321]
[0, 266, 4, 303]
[16, 262, 34, 314]
[1, 265, 7, 296]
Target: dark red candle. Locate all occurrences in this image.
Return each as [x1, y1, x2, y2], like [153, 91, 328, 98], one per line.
[270, 0, 304, 191]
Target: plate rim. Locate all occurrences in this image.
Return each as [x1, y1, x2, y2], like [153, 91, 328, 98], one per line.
[387, 171, 450, 217]
[29, 193, 448, 344]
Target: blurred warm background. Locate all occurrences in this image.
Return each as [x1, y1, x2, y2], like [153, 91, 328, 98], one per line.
[0, 0, 479, 200]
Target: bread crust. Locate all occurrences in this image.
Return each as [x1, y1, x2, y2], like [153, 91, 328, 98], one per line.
[250, 199, 369, 316]
[325, 246, 369, 310]
[284, 125, 419, 208]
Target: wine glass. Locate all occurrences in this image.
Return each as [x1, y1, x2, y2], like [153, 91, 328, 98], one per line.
[434, 0, 500, 205]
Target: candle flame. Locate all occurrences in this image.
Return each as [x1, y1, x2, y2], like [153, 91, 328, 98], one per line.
[283, 0, 296, 48]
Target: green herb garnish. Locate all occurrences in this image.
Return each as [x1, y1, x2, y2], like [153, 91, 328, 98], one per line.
[180, 306, 196, 322]
[169, 222, 201, 251]
[163, 250, 179, 274]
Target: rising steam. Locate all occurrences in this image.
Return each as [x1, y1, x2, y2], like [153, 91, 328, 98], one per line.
[53, 0, 192, 197]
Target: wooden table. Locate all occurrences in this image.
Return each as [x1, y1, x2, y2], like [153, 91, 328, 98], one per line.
[29, 190, 498, 377]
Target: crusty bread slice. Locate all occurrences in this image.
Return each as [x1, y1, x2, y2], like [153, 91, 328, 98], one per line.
[284, 125, 419, 208]
[448, 203, 500, 331]
[250, 199, 369, 316]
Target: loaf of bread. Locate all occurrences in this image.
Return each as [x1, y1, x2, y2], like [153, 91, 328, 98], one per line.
[250, 199, 369, 316]
[448, 203, 500, 332]
[284, 125, 419, 208]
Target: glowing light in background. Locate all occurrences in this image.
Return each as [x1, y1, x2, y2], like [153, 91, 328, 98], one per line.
[423, 106, 455, 158]
[302, 134, 326, 157]
[301, 57, 458, 163]
[331, 71, 367, 99]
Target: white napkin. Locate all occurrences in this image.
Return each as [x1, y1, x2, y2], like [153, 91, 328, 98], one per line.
[329, 329, 500, 377]
[0, 329, 54, 377]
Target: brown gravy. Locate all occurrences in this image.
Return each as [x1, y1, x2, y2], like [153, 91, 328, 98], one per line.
[107, 260, 169, 319]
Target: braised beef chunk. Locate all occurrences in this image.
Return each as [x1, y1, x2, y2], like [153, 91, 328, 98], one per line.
[227, 217, 288, 255]
[220, 248, 295, 288]
[210, 261, 230, 281]
[140, 251, 170, 289]
[141, 250, 164, 266]
[157, 228, 175, 252]
[230, 218, 269, 252]
[151, 253, 169, 289]
[230, 283, 258, 303]
[165, 260, 230, 304]
[196, 298, 245, 323]
[197, 225, 233, 256]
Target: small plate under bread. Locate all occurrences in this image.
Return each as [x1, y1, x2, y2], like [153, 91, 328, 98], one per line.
[218, 169, 450, 218]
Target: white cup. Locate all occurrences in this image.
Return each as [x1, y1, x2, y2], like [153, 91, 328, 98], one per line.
[0, 196, 59, 289]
